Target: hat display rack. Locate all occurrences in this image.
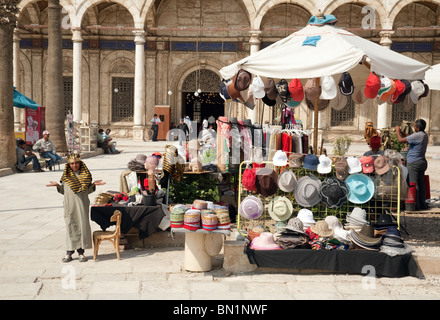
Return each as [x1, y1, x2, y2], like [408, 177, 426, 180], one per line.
[237, 160, 402, 237]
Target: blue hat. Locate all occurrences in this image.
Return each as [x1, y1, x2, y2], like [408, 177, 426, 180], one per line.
[303, 154, 320, 171]
[345, 173, 375, 204]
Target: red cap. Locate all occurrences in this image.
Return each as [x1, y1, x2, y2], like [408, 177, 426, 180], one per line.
[289, 78, 304, 102]
[390, 80, 406, 103]
[364, 72, 381, 99]
[370, 135, 381, 149]
[359, 156, 375, 174]
[242, 168, 257, 192]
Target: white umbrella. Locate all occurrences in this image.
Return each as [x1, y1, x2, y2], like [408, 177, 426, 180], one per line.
[424, 64, 440, 90]
[220, 20, 431, 153]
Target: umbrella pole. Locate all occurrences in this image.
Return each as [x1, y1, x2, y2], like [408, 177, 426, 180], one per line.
[313, 77, 321, 155]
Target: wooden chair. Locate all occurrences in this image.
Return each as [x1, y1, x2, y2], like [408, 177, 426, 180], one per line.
[93, 210, 122, 260]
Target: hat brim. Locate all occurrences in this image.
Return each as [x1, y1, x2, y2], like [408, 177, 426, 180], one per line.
[268, 196, 293, 221]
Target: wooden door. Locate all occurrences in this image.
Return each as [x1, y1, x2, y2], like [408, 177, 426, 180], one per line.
[154, 105, 170, 140]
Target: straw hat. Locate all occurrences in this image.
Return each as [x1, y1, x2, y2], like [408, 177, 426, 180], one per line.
[349, 225, 382, 251]
[268, 196, 293, 222]
[294, 175, 322, 207]
[310, 220, 334, 237]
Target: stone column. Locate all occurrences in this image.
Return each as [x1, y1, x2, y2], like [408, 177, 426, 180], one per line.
[13, 30, 22, 131]
[248, 30, 261, 124]
[72, 29, 83, 122]
[377, 30, 395, 129]
[133, 30, 146, 141]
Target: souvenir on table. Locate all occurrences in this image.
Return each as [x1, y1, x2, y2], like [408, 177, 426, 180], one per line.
[277, 169, 297, 193]
[268, 196, 293, 222]
[345, 207, 370, 230]
[239, 195, 264, 220]
[255, 167, 278, 197]
[215, 210, 231, 230]
[183, 209, 201, 231]
[201, 213, 218, 231]
[345, 173, 375, 204]
[250, 232, 282, 250]
[319, 178, 349, 208]
[294, 175, 322, 207]
[380, 227, 412, 256]
[317, 155, 332, 174]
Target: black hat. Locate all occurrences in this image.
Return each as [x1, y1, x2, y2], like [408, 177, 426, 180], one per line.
[276, 79, 290, 103]
[262, 95, 276, 106]
[338, 72, 354, 96]
[373, 214, 397, 229]
[319, 178, 349, 208]
[395, 80, 411, 103]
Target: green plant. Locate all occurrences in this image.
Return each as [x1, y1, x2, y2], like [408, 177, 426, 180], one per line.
[391, 133, 406, 153]
[332, 136, 352, 156]
[168, 174, 219, 204]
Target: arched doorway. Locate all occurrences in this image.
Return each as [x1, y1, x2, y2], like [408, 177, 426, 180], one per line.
[181, 69, 224, 131]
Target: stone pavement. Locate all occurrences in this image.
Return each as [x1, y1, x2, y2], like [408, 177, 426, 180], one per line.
[0, 139, 440, 301]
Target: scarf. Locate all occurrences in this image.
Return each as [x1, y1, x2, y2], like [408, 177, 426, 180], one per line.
[60, 161, 92, 194]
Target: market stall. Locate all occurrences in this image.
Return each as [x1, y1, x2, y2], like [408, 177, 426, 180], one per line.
[214, 14, 431, 277]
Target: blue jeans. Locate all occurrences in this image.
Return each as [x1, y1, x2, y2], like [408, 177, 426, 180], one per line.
[41, 151, 62, 167]
[18, 155, 41, 171]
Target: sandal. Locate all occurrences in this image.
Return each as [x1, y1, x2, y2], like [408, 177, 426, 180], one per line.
[62, 255, 73, 263]
[78, 254, 88, 262]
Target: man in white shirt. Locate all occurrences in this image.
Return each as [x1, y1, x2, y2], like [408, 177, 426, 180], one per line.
[32, 130, 62, 170]
[151, 114, 161, 141]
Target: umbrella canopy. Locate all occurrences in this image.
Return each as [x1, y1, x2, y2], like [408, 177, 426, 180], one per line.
[220, 23, 430, 81]
[424, 64, 440, 90]
[13, 87, 40, 110]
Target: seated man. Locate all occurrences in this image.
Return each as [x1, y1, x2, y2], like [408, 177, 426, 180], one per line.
[32, 130, 62, 170]
[103, 128, 121, 154]
[97, 129, 111, 154]
[16, 140, 44, 172]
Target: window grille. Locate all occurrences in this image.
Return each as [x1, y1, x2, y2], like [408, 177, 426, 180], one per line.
[63, 76, 73, 116]
[330, 95, 355, 127]
[391, 102, 416, 127]
[112, 77, 134, 122]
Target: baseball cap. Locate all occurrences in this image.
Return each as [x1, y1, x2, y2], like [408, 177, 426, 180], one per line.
[364, 72, 381, 99]
[289, 78, 304, 102]
[338, 72, 354, 96]
[43, 130, 50, 135]
[320, 76, 337, 100]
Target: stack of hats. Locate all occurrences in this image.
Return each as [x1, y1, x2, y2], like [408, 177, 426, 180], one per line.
[183, 209, 201, 231]
[170, 205, 189, 228]
[373, 214, 398, 236]
[325, 215, 350, 243]
[247, 226, 266, 241]
[349, 225, 383, 251]
[201, 212, 218, 231]
[215, 208, 231, 230]
[274, 217, 308, 250]
[192, 199, 208, 210]
[250, 232, 282, 250]
[345, 207, 370, 230]
[297, 208, 316, 231]
[380, 227, 411, 256]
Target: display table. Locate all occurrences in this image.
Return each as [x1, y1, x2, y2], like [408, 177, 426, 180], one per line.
[171, 228, 230, 272]
[245, 246, 421, 278]
[91, 204, 165, 239]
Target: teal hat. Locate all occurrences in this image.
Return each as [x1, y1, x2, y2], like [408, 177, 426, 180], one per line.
[345, 173, 375, 204]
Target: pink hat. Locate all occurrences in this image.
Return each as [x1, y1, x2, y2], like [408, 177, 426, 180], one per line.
[359, 156, 374, 174]
[250, 232, 282, 250]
